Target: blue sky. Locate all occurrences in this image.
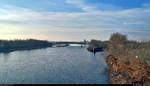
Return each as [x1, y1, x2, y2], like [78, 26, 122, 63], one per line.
[86, 0, 150, 9]
[0, 0, 150, 11]
[0, 0, 150, 41]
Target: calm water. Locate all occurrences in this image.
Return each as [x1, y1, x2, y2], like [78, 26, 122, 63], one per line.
[0, 46, 109, 84]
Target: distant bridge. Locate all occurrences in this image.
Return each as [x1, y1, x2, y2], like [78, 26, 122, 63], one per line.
[52, 41, 88, 44]
[50, 41, 89, 47]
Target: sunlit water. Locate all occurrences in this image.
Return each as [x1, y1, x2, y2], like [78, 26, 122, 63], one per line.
[0, 46, 109, 84]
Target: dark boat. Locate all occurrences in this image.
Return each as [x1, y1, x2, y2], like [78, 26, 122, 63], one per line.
[87, 47, 104, 53]
[94, 47, 104, 52]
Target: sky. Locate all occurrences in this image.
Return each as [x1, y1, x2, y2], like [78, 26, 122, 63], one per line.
[0, 0, 150, 41]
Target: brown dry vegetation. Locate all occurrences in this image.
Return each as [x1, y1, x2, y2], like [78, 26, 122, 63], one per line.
[106, 32, 150, 84]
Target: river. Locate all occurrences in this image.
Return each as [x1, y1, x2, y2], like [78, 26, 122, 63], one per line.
[0, 46, 109, 84]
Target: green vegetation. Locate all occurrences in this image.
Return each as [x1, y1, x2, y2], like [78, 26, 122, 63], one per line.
[0, 39, 52, 53]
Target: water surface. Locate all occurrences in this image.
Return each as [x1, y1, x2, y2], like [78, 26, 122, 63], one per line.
[0, 46, 109, 84]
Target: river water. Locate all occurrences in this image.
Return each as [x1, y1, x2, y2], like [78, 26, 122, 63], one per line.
[0, 46, 109, 84]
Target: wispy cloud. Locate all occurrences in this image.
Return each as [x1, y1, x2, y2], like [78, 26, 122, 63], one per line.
[0, 0, 150, 41]
[0, 3, 150, 31]
[65, 0, 96, 12]
[0, 0, 150, 38]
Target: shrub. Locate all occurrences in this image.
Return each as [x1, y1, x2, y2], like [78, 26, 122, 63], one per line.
[109, 32, 127, 44]
[107, 32, 150, 64]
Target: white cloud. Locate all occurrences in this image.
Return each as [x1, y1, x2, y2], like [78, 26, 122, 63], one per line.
[65, 0, 96, 12]
[0, 3, 150, 31]
[0, 1, 150, 41]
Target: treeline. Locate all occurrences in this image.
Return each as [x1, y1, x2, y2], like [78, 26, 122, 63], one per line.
[0, 39, 52, 53]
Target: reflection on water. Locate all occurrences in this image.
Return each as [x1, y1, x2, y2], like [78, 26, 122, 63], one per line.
[0, 46, 109, 84]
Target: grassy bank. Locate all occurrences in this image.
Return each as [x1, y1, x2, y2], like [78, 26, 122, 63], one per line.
[88, 32, 150, 84]
[0, 39, 52, 53]
[105, 33, 150, 84]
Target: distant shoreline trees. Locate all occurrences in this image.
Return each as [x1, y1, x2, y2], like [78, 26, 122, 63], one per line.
[0, 39, 52, 53]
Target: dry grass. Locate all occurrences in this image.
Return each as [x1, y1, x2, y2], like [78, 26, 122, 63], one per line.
[105, 33, 150, 84]
[106, 32, 150, 64]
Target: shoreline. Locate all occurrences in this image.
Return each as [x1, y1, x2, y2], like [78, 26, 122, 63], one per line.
[0, 39, 52, 53]
[0, 46, 51, 53]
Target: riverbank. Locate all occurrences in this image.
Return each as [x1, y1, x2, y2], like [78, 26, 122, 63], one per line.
[106, 55, 150, 84]
[88, 33, 150, 84]
[105, 33, 150, 84]
[0, 39, 52, 53]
